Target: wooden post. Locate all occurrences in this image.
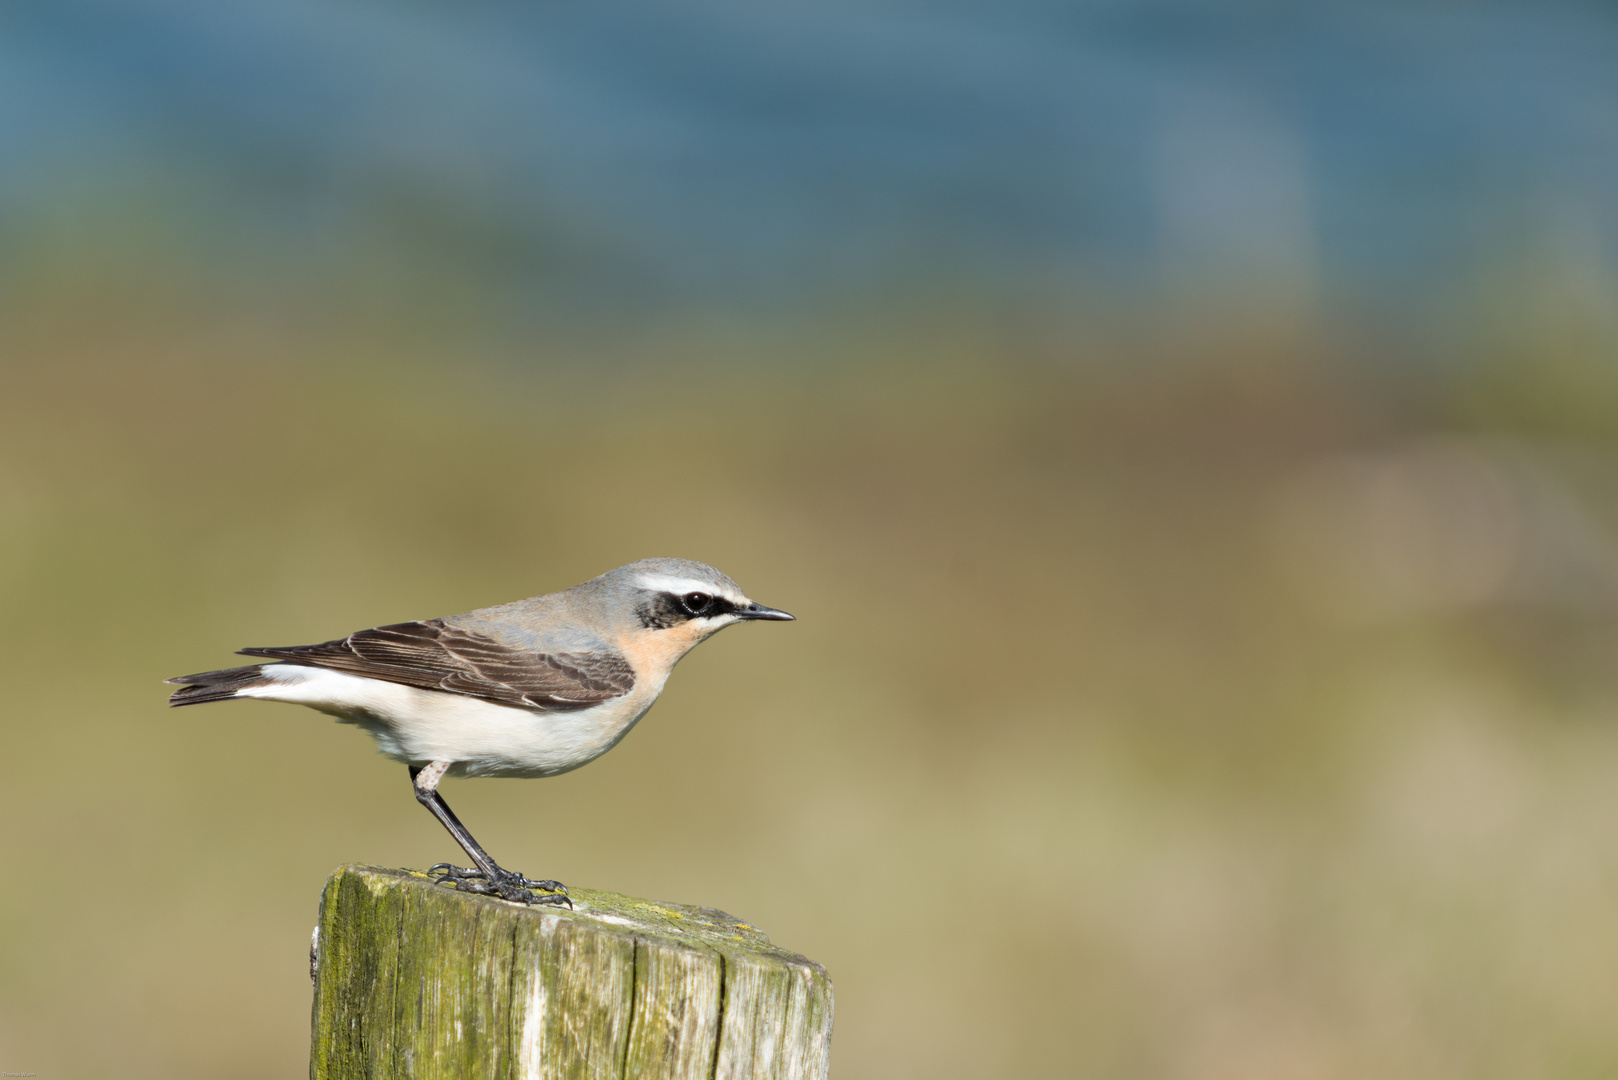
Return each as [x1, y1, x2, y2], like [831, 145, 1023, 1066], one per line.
[309, 864, 833, 1080]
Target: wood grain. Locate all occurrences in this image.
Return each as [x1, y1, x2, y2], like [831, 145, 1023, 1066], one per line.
[310, 865, 833, 1080]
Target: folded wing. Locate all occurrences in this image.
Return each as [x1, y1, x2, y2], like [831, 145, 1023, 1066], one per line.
[238, 619, 635, 711]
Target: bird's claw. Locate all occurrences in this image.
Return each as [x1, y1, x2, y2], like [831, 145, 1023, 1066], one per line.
[428, 863, 572, 908]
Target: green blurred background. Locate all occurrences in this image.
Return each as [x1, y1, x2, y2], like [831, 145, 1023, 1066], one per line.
[5, 2, 1618, 1077]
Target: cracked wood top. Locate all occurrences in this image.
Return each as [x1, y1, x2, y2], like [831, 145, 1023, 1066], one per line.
[310, 864, 833, 1080]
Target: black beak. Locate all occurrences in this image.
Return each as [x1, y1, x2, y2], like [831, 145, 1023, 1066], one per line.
[737, 601, 795, 621]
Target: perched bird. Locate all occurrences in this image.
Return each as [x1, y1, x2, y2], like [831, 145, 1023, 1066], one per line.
[167, 558, 793, 906]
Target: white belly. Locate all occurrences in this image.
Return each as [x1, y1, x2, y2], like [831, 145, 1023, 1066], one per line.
[239, 664, 658, 778]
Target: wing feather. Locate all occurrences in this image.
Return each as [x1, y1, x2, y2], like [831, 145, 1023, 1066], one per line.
[238, 619, 635, 711]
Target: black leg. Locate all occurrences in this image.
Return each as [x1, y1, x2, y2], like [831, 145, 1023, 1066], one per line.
[408, 764, 570, 907]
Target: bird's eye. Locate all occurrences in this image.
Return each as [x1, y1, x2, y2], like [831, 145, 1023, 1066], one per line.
[681, 592, 712, 615]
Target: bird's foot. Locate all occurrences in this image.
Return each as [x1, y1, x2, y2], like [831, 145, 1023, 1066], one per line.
[428, 863, 571, 908]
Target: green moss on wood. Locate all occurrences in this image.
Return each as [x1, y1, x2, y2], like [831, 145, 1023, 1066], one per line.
[311, 865, 832, 1080]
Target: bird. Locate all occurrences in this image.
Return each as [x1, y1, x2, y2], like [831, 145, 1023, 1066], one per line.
[166, 558, 794, 906]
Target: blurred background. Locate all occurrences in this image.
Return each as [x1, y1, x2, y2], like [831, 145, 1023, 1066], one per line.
[4, 1, 1618, 1077]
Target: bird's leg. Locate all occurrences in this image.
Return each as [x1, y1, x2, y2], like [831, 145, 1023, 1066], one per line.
[409, 762, 570, 907]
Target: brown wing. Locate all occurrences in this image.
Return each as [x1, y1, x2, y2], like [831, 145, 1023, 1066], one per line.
[238, 619, 635, 711]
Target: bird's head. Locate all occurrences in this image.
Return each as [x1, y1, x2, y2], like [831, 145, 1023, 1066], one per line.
[591, 558, 793, 670]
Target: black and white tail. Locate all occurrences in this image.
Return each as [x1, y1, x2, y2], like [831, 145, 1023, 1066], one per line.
[166, 664, 274, 706]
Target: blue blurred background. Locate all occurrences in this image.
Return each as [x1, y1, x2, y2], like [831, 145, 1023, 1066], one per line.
[7, 0, 1616, 342]
[4, 2, 1618, 1078]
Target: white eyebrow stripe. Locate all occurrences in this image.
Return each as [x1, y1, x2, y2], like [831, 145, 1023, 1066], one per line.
[635, 575, 747, 604]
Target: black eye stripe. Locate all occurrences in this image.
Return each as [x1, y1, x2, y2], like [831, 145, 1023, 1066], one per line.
[636, 591, 737, 629]
[680, 592, 737, 618]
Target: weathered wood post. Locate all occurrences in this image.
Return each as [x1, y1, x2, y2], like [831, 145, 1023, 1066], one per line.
[310, 865, 834, 1080]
